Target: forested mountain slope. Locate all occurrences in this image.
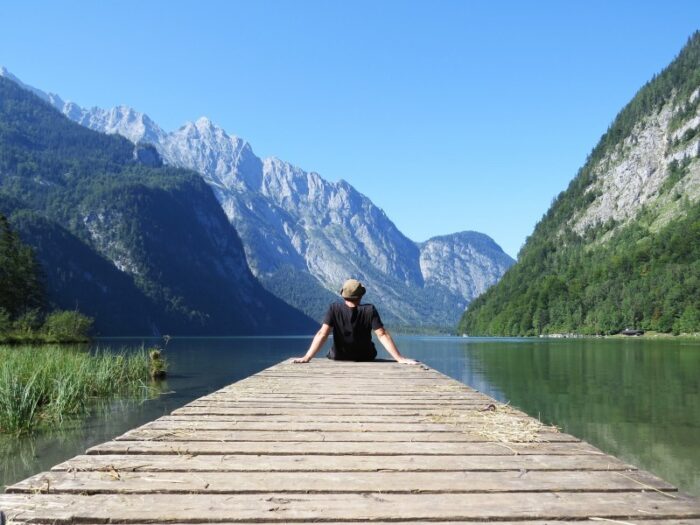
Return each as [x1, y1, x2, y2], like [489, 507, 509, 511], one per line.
[0, 76, 315, 335]
[0, 68, 514, 327]
[461, 32, 700, 336]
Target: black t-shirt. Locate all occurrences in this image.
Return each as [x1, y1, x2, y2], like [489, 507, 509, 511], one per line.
[322, 302, 384, 360]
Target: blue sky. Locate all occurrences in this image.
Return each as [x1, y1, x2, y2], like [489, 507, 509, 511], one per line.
[1, 1, 698, 257]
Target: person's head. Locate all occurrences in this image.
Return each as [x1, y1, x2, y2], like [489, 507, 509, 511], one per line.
[339, 278, 366, 304]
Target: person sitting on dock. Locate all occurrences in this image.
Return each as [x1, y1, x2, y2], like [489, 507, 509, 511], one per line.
[293, 278, 419, 364]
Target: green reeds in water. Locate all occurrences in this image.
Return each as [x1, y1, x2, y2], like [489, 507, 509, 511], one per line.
[0, 345, 161, 435]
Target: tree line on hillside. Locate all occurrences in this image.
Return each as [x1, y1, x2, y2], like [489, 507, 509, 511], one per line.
[0, 213, 92, 342]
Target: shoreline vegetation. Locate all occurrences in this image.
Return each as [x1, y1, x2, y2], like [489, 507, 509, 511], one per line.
[0, 344, 167, 435]
[459, 331, 700, 340]
[0, 309, 93, 344]
[393, 325, 456, 336]
[2, 211, 98, 345]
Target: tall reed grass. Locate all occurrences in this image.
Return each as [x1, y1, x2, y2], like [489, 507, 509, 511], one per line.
[0, 345, 157, 434]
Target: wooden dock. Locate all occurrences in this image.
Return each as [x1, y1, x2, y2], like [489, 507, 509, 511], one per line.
[1, 358, 699, 523]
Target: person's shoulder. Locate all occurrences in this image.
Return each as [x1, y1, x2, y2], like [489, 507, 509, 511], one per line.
[322, 302, 343, 325]
[360, 303, 378, 311]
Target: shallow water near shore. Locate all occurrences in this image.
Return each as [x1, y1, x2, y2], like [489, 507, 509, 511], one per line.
[1, 335, 699, 496]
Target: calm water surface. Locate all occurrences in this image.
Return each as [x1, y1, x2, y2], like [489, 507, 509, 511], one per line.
[1, 336, 699, 496]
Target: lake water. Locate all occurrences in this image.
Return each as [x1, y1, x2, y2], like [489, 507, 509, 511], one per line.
[1, 336, 699, 496]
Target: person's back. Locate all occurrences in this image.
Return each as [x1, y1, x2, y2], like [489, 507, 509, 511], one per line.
[324, 302, 382, 361]
[293, 278, 418, 365]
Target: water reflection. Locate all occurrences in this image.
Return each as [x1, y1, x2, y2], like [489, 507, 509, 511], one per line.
[0, 397, 155, 485]
[398, 336, 700, 496]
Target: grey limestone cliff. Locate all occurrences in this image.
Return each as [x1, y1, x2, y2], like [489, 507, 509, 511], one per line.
[419, 231, 515, 312]
[571, 88, 700, 238]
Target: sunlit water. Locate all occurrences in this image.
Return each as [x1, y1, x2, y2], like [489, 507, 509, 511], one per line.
[1, 336, 699, 496]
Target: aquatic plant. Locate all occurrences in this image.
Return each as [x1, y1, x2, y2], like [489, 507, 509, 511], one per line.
[0, 345, 163, 434]
[148, 348, 167, 380]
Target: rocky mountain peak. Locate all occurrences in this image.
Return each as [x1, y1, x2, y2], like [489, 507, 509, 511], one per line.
[196, 115, 214, 127]
[193, 116, 224, 136]
[2, 67, 514, 327]
[168, 118, 261, 191]
[0, 67, 66, 108]
[419, 231, 514, 306]
[82, 105, 165, 145]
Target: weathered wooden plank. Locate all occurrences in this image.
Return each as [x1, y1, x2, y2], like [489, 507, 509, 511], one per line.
[1, 492, 698, 522]
[8, 469, 674, 495]
[269, 369, 437, 375]
[213, 391, 479, 397]
[216, 380, 474, 388]
[115, 428, 573, 443]
[207, 388, 481, 395]
[214, 392, 485, 399]
[221, 383, 475, 391]
[146, 418, 470, 431]
[142, 419, 576, 440]
[260, 364, 440, 371]
[87, 439, 603, 456]
[184, 398, 492, 406]
[172, 403, 500, 417]
[161, 413, 445, 422]
[197, 392, 493, 406]
[159, 413, 521, 425]
[235, 370, 463, 377]
[53, 453, 637, 473]
[251, 374, 454, 381]
[200, 384, 480, 394]
[19, 522, 700, 525]
[257, 363, 438, 371]
[199, 397, 496, 405]
[237, 372, 456, 377]
[32, 517, 700, 525]
[171, 406, 488, 416]
[254, 369, 445, 376]
[242, 379, 455, 385]
[227, 376, 470, 384]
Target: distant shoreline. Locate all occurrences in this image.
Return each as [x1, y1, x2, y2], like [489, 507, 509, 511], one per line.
[455, 332, 700, 340]
[0, 336, 90, 345]
[535, 331, 700, 340]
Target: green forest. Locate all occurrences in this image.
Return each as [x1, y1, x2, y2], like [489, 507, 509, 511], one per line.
[0, 213, 93, 342]
[460, 32, 700, 336]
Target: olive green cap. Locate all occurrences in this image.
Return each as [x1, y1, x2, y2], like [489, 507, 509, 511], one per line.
[339, 278, 366, 299]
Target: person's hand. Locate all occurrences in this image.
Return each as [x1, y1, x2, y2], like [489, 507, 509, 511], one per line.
[293, 356, 311, 363]
[398, 358, 419, 365]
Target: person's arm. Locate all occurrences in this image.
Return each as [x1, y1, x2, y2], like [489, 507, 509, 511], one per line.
[293, 323, 332, 363]
[374, 327, 419, 364]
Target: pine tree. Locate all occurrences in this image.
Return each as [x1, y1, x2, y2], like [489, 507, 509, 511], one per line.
[0, 214, 44, 317]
